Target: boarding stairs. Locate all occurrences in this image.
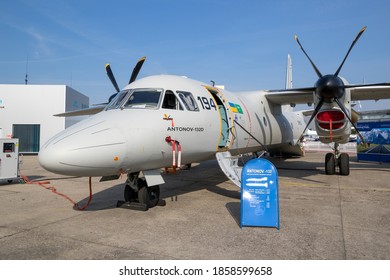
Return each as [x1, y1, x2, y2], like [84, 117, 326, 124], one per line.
[217, 151, 268, 187]
[216, 151, 243, 187]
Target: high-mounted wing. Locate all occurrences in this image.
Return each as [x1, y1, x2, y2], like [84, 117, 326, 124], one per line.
[54, 106, 105, 117]
[265, 84, 390, 105]
[265, 89, 313, 105]
[350, 85, 390, 100]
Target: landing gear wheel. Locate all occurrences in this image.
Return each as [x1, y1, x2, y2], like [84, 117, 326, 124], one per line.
[124, 184, 137, 202]
[325, 153, 336, 175]
[138, 181, 160, 208]
[339, 153, 350, 176]
[118, 173, 164, 211]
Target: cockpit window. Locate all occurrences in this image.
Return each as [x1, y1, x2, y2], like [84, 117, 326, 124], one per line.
[106, 90, 129, 110]
[177, 91, 199, 111]
[123, 89, 162, 109]
[162, 90, 183, 110]
[105, 89, 162, 110]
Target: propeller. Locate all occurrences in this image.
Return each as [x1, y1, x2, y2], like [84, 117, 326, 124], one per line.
[295, 27, 370, 144]
[105, 57, 147, 103]
[129, 56, 146, 84]
[105, 64, 120, 92]
[294, 35, 322, 78]
[333, 98, 366, 145]
[334, 26, 366, 76]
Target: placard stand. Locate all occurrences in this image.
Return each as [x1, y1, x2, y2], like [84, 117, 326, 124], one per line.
[240, 158, 280, 229]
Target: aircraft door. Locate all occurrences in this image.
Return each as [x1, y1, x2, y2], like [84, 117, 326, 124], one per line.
[205, 87, 231, 149]
[218, 104, 229, 147]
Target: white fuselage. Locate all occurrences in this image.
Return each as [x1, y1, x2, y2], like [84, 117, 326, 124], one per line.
[38, 75, 305, 177]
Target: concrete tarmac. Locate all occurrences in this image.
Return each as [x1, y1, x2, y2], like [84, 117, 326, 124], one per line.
[0, 152, 389, 260]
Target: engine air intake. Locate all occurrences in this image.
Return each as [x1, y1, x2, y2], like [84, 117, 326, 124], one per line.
[317, 110, 345, 130]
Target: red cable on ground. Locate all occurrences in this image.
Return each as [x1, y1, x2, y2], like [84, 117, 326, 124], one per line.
[20, 174, 93, 211]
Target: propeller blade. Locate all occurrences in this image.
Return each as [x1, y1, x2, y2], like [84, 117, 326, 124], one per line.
[105, 64, 120, 92]
[129, 56, 146, 84]
[334, 26, 367, 76]
[299, 98, 325, 141]
[294, 35, 322, 78]
[333, 98, 366, 146]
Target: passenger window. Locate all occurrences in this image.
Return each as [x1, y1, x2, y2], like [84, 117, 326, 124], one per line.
[177, 91, 199, 111]
[162, 90, 183, 110]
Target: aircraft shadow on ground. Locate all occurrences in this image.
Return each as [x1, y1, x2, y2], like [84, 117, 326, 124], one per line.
[72, 161, 238, 212]
[226, 202, 241, 227]
[71, 158, 315, 212]
[35, 156, 389, 212]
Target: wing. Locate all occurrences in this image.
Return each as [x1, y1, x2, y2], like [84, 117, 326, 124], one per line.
[350, 85, 390, 101]
[54, 105, 105, 117]
[264, 89, 313, 105]
[264, 83, 390, 105]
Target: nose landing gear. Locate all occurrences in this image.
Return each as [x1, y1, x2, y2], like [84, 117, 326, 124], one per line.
[117, 172, 166, 211]
[325, 143, 350, 176]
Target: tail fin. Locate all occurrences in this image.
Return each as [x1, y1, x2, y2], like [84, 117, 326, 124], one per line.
[285, 54, 293, 89]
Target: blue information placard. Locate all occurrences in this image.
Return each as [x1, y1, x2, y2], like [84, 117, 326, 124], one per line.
[240, 158, 280, 229]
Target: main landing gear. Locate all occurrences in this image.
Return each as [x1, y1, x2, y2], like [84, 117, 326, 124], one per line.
[117, 172, 165, 211]
[325, 143, 350, 176]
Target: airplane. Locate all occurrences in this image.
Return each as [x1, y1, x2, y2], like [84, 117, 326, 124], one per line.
[303, 129, 320, 141]
[38, 26, 390, 209]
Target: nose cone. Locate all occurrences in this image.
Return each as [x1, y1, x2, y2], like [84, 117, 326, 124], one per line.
[39, 118, 127, 176]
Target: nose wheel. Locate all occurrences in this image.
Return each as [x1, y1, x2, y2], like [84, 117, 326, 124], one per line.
[117, 172, 165, 211]
[325, 143, 350, 176]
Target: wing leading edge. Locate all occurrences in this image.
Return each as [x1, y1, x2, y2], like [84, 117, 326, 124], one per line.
[265, 84, 390, 105]
[54, 105, 105, 117]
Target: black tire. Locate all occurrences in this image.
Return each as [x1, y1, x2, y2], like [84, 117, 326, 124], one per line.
[124, 184, 137, 202]
[339, 153, 350, 176]
[137, 179, 160, 208]
[325, 153, 335, 175]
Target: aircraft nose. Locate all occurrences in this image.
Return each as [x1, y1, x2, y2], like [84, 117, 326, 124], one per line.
[38, 119, 127, 176]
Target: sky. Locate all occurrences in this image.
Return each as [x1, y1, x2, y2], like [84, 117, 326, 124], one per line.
[1, 0, 390, 110]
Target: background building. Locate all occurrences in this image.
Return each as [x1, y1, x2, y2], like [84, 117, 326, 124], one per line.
[0, 84, 89, 153]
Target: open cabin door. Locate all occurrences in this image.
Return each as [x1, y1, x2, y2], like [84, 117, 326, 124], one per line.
[204, 86, 232, 150]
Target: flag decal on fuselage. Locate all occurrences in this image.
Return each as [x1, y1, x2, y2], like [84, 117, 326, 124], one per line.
[229, 102, 243, 114]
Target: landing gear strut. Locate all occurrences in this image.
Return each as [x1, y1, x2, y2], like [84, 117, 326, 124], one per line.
[117, 172, 165, 211]
[325, 143, 350, 176]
